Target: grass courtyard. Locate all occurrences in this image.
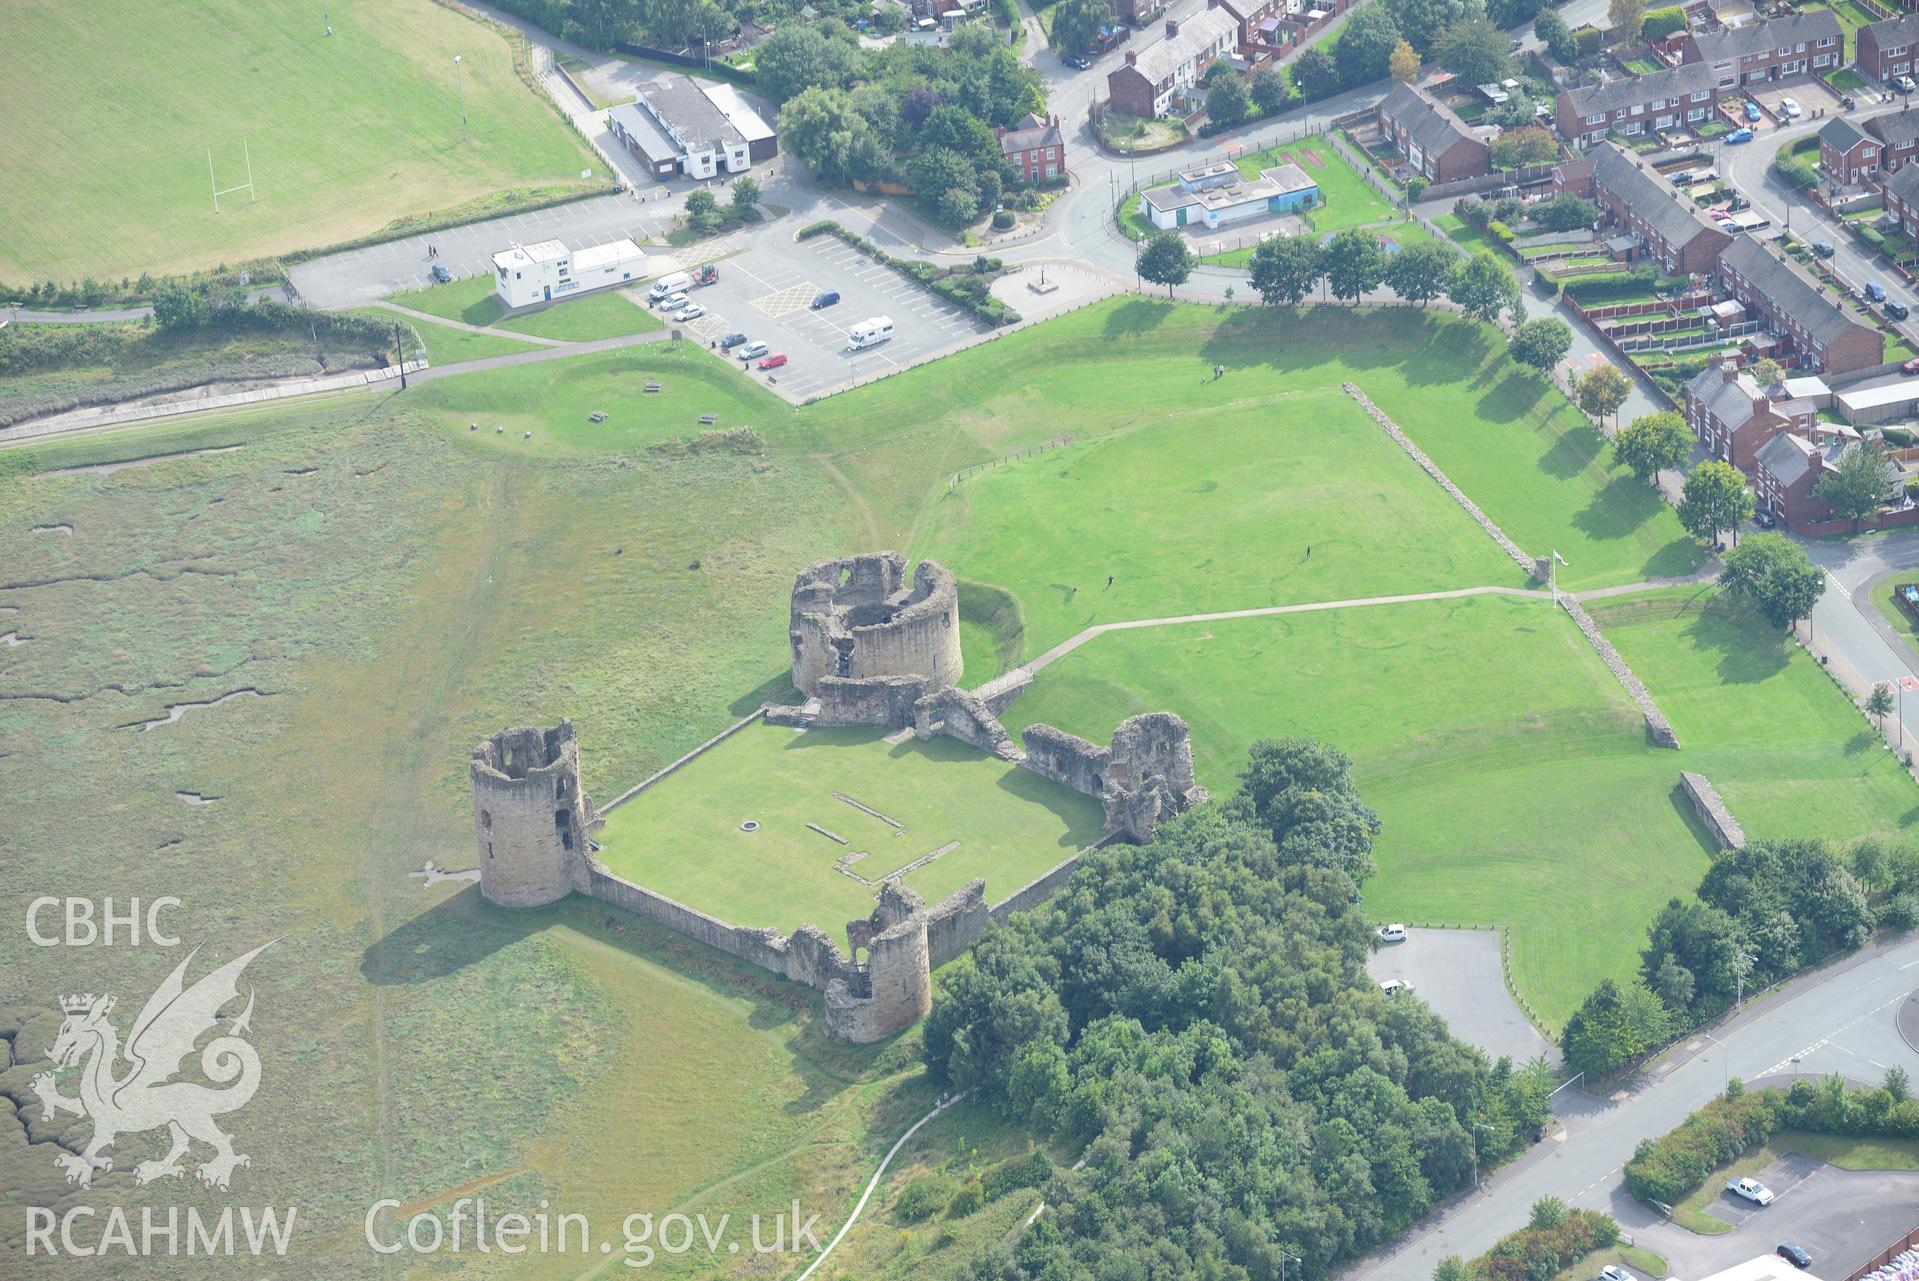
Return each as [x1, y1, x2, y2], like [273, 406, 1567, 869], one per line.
[0, 0, 599, 283]
[595, 722, 1105, 930]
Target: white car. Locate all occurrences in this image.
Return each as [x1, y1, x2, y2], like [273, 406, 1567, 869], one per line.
[1779, 97, 1802, 118]
[1378, 978, 1413, 997]
[1377, 923, 1408, 942]
[673, 303, 706, 321]
[1726, 1175, 1775, 1205]
[1599, 1267, 1634, 1281]
[1900, 74, 1918, 92]
[656, 291, 689, 312]
[737, 340, 769, 361]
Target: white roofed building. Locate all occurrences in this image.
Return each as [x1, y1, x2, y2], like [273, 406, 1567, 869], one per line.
[492, 237, 648, 309]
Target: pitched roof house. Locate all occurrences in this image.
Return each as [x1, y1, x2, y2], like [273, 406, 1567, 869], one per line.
[1753, 432, 1849, 530]
[1106, 5, 1239, 119]
[1684, 359, 1819, 474]
[1590, 144, 1732, 276]
[1679, 11, 1845, 85]
[1555, 63, 1717, 148]
[996, 112, 1065, 184]
[1375, 82, 1491, 184]
[1857, 13, 1919, 83]
[1818, 116, 1881, 188]
[1715, 238, 1885, 375]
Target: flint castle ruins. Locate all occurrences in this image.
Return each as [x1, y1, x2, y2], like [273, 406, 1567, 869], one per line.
[472, 552, 1206, 1042]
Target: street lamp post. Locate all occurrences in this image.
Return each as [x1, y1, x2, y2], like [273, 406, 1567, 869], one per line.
[1470, 1121, 1496, 1190]
[1733, 948, 1756, 1007]
[1279, 1253, 1304, 1281]
[454, 55, 468, 142]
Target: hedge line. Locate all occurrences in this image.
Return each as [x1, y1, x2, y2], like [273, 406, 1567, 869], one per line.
[1463, 1208, 1620, 1281]
[1625, 1076, 1919, 1206]
[796, 221, 1021, 327]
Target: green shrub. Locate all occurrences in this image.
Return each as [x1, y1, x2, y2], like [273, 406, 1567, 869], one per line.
[1623, 1087, 1781, 1205]
[1407, 175, 1429, 200]
[1574, 24, 1602, 54]
[894, 1175, 956, 1223]
[946, 1177, 983, 1217]
[1643, 5, 1687, 39]
[1882, 891, 1919, 931]
[992, 209, 1015, 230]
[981, 1150, 1052, 1202]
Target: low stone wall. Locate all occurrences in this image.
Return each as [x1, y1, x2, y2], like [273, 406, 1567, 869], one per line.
[588, 867, 797, 977]
[1343, 384, 1543, 580]
[991, 848, 1090, 923]
[1020, 723, 1111, 795]
[1680, 770, 1745, 848]
[1560, 597, 1680, 748]
[915, 687, 1020, 759]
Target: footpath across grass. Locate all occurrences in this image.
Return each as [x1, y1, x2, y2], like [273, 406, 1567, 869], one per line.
[994, 592, 1712, 1029]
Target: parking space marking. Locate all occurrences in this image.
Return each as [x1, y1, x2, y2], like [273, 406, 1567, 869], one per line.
[754, 282, 823, 319]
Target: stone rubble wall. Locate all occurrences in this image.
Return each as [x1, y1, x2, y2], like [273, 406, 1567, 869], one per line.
[1680, 770, 1745, 848]
[1560, 597, 1681, 748]
[1343, 384, 1544, 581]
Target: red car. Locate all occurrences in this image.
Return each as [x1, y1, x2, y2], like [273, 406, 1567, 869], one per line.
[758, 353, 788, 370]
[1904, 357, 1919, 375]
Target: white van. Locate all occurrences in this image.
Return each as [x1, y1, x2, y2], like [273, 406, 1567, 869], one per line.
[648, 271, 692, 303]
[848, 316, 894, 350]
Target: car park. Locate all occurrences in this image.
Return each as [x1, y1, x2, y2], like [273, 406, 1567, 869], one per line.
[719, 331, 748, 349]
[738, 340, 769, 361]
[1727, 128, 1755, 144]
[1727, 1176, 1776, 1205]
[810, 289, 840, 310]
[429, 263, 452, 283]
[1378, 978, 1412, 997]
[673, 302, 706, 321]
[1744, 100, 1762, 121]
[1868, 282, 1887, 303]
[757, 352, 788, 370]
[1377, 923, 1407, 942]
[1777, 1242, 1812, 1269]
[1888, 300, 1910, 321]
[1813, 240, 1835, 257]
[1780, 96, 1802, 118]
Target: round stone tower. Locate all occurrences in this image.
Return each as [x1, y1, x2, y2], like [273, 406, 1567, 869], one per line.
[788, 552, 963, 698]
[470, 721, 592, 908]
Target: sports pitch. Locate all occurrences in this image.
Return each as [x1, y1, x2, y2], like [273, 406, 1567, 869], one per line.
[0, 0, 599, 282]
[593, 722, 1106, 930]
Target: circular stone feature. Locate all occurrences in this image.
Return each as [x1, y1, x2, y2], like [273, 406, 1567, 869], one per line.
[740, 820, 760, 832]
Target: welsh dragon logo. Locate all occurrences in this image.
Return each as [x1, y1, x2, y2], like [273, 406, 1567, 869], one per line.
[31, 941, 273, 1190]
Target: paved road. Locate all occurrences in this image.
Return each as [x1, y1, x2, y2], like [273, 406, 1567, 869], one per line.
[1353, 935, 1919, 1280]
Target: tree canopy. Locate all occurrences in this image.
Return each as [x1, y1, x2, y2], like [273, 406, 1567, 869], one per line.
[1677, 459, 1755, 548]
[1813, 444, 1897, 531]
[1612, 411, 1690, 485]
[1448, 251, 1522, 324]
[1138, 232, 1195, 297]
[1720, 532, 1825, 629]
[1508, 316, 1571, 372]
[1250, 234, 1325, 306]
[922, 741, 1552, 1278]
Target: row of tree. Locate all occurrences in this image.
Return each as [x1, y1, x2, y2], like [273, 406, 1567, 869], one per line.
[1136, 231, 1528, 327]
[1290, 0, 1536, 104]
[1561, 834, 1906, 1077]
[923, 740, 1557, 1279]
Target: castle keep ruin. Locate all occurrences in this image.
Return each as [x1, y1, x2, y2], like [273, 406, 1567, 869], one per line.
[471, 723, 592, 908]
[470, 553, 1206, 1042]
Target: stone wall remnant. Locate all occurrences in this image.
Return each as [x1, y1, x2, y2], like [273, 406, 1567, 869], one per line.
[1560, 597, 1680, 748]
[1680, 770, 1746, 848]
[789, 552, 963, 698]
[1021, 713, 1208, 843]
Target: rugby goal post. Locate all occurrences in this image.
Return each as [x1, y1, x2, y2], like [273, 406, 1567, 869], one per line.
[209, 139, 256, 212]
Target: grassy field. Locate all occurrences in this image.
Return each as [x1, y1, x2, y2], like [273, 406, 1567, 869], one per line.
[410, 342, 786, 451]
[595, 723, 1105, 929]
[1200, 219, 1440, 269]
[0, 296, 1857, 1278]
[916, 389, 1522, 657]
[0, 0, 599, 283]
[495, 288, 666, 341]
[1232, 139, 1394, 231]
[357, 307, 543, 365]
[1592, 588, 1919, 848]
[992, 593, 1712, 1027]
[393, 274, 510, 327]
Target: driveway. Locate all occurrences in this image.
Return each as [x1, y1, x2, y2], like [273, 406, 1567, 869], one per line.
[1365, 928, 1558, 1068]
[1627, 1154, 1919, 1281]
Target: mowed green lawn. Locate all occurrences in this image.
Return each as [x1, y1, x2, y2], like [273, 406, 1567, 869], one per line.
[916, 389, 1523, 657]
[411, 343, 788, 451]
[393, 275, 510, 327]
[994, 593, 1713, 1029]
[594, 722, 1105, 931]
[354, 308, 542, 365]
[1232, 140, 1393, 232]
[495, 288, 665, 341]
[1593, 588, 1919, 845]
[0, 0, 598, 281]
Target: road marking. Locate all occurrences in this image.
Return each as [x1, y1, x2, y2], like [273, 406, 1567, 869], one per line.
[1761, 988, 1910, 1076]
